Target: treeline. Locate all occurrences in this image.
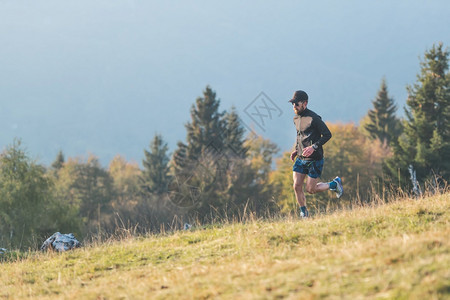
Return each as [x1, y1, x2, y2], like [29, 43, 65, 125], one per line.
[1, 43, 449, 250]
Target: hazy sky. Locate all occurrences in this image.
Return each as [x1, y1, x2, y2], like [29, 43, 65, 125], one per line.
[1, 1, 449, 166]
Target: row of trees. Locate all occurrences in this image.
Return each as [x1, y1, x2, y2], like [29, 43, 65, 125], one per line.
[0, 87, 281, 249]
[1, 43, 448, 250]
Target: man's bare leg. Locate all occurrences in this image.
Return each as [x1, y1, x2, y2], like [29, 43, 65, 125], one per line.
[293, 172, 307, 207]
[305, 177, 330, 194]
[293, 172, 311, 217]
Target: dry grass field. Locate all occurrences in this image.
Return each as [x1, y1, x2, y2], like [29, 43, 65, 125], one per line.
[1, 193, 449, 299]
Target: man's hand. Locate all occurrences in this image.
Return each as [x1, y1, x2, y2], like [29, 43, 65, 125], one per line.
[302, 146, 315, 157]
[290, 150, 298, 162]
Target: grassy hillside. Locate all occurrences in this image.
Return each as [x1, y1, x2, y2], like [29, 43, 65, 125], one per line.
[1, 193, 449, 299]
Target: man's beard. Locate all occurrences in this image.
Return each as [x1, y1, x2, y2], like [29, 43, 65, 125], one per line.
[295, 106, 305, 115]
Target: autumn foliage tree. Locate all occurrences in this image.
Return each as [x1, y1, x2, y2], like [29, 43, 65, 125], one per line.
[108, 155, 141, 213]
[322, 123, 387, 204]
[54, 155, 114, 234]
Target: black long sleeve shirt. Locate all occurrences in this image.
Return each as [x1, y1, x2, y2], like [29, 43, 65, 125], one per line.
[293, 108, 332, 161]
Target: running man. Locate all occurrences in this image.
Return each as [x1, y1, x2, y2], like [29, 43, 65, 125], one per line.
[289, 90, 343, 218]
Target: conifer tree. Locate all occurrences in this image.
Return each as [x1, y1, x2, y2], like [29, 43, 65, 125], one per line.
[223, 107, 248, 158]
[171, 86, 226, 210]
[141, 134, 171, 195]
[172, 86, 224, 175]
[171, 86, 253, 219]
[363, 78, 402, 145]
[51, 150, 65, 170]
[185, 86, 226, 160]
[172, 141, 188, 172]
[386, 43, 450, 184]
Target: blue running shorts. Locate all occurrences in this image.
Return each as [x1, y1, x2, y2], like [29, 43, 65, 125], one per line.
[293, 158, 324, 178]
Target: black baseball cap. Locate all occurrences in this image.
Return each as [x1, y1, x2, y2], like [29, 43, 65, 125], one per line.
[288, 90, 308, 103]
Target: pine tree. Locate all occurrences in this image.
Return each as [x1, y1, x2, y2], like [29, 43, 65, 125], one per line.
[185, 85, 226, 160]
[386, 43, 450, 185]
[170, 86, 255, 219]
[363, 78, 402, 145]
[141, 134, 171, 195]
[51, 150, 65, 170]
[171, 86, 226, 210]
[222, 107, 248, 158]
[172, 86, 225, 175]
[172, 142, 189, 179]
[169, 86, 282, 221]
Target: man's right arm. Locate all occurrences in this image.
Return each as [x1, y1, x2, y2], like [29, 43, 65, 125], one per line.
[290, 149, 297, 162]
[291, 121, 299, 161]
[291, 135, 298, 161]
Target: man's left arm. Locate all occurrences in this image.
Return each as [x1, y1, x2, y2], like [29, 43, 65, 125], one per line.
[302, 116, 332, 157]
[313, 117, 332, 148]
